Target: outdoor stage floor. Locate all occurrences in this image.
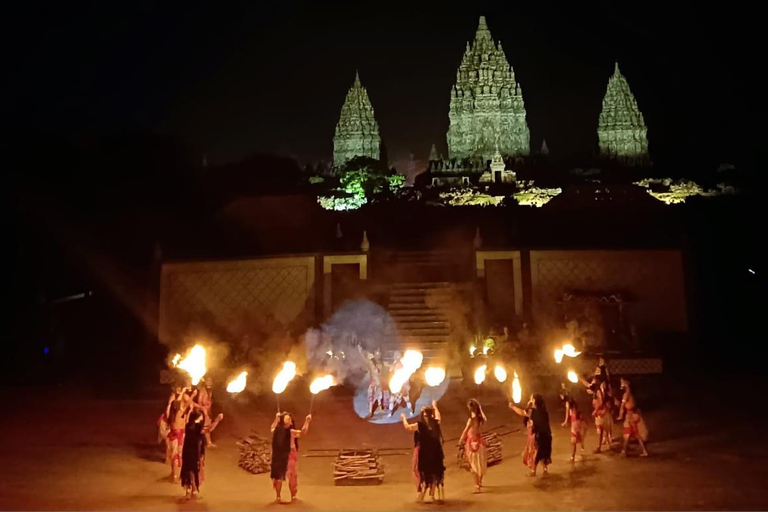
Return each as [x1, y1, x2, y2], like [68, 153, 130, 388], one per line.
[1, 377, 766, 511]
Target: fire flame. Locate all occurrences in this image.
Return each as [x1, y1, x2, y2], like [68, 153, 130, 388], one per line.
[469, 346, 476, 357]
[562, 344, 581, 358]
[494, 365, 507, 383]
[226, 371, 248, 393]
[424, 367, 446, 387]
[512, 371, 522, 403]
[554, 349, 564, 364]
[401, 350, 423, 371]
[389, 350, 423, 394]
[309, 375, 336, 394]
[474, 365, 487, 385]
[567, 370, 578, 383]
[173, 345, 207, 385]
[272, 361, 297, 394]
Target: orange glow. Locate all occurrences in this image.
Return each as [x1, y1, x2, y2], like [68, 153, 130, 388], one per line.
[309, 375, 336, 394]
[272, 361, 297, 394]
[226, 371, 248, 393]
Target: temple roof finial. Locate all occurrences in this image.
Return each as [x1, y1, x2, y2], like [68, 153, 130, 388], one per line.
[614, 61, 620, 75]
[479, 16, 487, 29]
[354, 69, 361, 86]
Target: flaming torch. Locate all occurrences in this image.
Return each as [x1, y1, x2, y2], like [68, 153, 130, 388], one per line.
[494, 365, 507, 383]
[554, 348, 564, 364]
[474, 364, 487, 398]
[567, 370, 579, 384]
[424, 367, 446, 387]
[512, 371, 522, 404]
[469, 346, 477, 357]
[389, 350, 423, 395]
[309, 374, 336, 414]
[173, 344, 207, 385]
[272, 361, 297, 411]
[562, 343, 581, 358]
[226, 371, 248, 394]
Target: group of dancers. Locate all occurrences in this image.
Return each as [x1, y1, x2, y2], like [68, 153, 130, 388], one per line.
[157, 377, 224, 499]
[157, 356, 648, 504]
[364, 349, 415, 418]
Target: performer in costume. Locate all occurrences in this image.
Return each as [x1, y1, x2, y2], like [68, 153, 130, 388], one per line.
[401, 400, 445, 502]
[510, 394, 552, 476]
[617, 378, 649, 457]
[459, 399, 487, 493]
[561, 396, 587, 460]
[270, 411, 312, 503]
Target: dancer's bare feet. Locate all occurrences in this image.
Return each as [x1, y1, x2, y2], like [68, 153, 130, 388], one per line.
[640, 451, 649, 457]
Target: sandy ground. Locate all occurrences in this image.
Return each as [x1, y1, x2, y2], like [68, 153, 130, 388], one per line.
[1, 378, 767, 511]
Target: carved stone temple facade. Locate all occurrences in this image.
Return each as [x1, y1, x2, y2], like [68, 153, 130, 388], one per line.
[333, 71, 381, 167]
[597, 62, 650, 166]
[446, 16, 530, 161]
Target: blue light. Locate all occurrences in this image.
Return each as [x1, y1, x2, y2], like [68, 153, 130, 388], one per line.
[43, 347, 50, 355]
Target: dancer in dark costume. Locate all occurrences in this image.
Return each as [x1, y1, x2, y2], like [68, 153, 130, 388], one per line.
[510, 394, 552, 476]
[180, 410, 206, 499]
[401, 401, 445, 502]
[270, 412, 311, 503]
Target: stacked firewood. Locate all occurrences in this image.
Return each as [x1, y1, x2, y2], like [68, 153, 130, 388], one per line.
[457, 432, 502, 468]
[237, 431, 271, 474]
[333, 449, 384, 485]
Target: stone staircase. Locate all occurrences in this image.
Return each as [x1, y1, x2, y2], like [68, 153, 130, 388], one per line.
[381, 281, 455, 365]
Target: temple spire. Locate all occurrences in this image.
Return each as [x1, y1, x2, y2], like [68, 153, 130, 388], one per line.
[447, 15, 530, 160]
[333, 71, 381, 167]
[429, 143, 439, 161]
[597, 61, 650, 166]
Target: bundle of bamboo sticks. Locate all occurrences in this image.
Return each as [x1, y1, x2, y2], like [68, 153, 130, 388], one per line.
[333, 449, 384, 485]
[457, 432, 502, 468]
[237, 431, 271, 474]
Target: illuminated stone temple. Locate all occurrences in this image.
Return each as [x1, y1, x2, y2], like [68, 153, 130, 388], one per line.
[332, 71, 381, 167]
[597, 62, 650, 166]
[447, 16, 530, 160]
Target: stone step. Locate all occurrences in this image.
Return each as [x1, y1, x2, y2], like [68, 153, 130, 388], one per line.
[387, 303, 451, 311]
[385, 333, 452, 344]
[390, 282, 452, 289]
[391, 320, 450, 329]
[392, 328, 451, 337]
[389, 288, 454, 297]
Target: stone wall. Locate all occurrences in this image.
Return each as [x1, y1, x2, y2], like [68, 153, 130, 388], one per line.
[158, 256, 317, 343]
[529, 250, 687, 334]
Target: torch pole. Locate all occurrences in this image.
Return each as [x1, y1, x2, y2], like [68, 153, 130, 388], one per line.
[309, 394, 315, 415]
[276, 394, 280, 413]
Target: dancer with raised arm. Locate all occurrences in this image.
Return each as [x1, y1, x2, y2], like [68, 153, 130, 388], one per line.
[510, 394, 552, 476]
[270, 411, 312, 503]
[401, 400, 445, 502]
[617, 378, 649, 457]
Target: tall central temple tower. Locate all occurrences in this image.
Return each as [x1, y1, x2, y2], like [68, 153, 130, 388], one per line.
[333, 71, 381, 167]
[447, 16, 530, 161]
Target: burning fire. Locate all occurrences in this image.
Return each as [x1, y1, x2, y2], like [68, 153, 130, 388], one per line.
[309, 375, 336, 394]
[469, 346, 477, 357]
[562, 344, 581, 358]
[173, 344, 207, 385]
[474, 365, 487, 385]
[512, 371, 522, 403]
[424, 367, 446, 387]
[567, 370, 579, 383]
[226, 371, 248, 393]
[494, 365, 507, 383]
[272, 361, 297, 394]
[554, 349, 564, 364]
[389, 350, 424, 394]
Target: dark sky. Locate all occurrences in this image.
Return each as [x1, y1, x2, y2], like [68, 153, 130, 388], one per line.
[2, 1, 759, 171]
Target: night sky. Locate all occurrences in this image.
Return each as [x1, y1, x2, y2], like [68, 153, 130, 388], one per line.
[2, 1, 759, 172]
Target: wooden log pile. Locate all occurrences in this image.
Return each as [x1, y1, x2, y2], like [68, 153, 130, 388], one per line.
[333, 449, 384, 485]
[457, 432, 502, 468]
[237, 431, 271, 474]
